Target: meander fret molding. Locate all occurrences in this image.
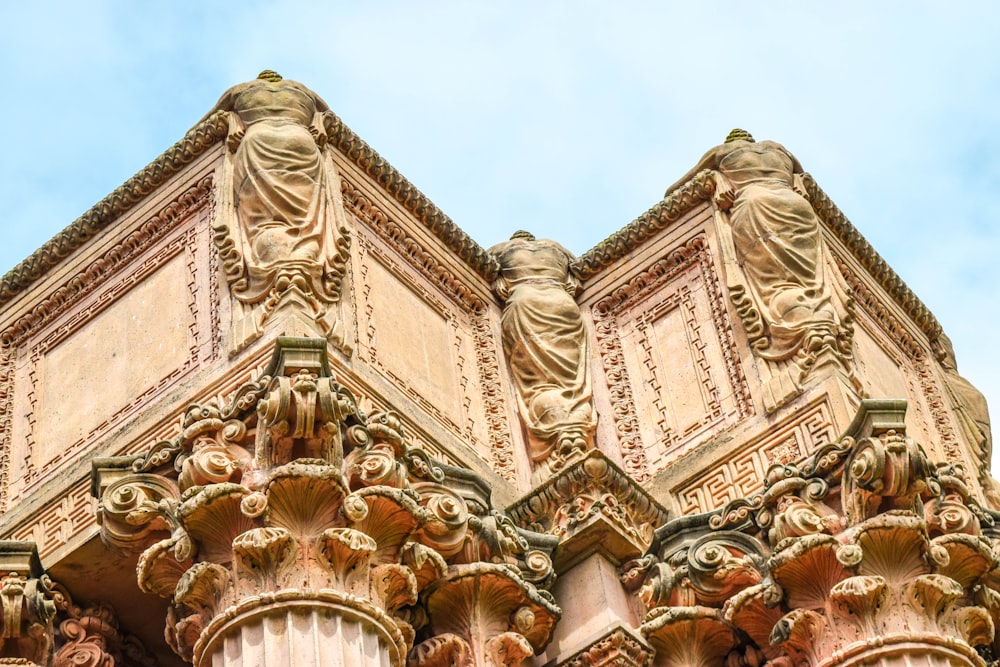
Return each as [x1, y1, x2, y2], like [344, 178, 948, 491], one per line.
[1, 65, 995, 667]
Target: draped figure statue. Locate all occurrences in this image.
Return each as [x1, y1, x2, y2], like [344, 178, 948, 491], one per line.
[932, 334, 997, 506]
[207, 70, 349, 346]
[667, 129, 854, 409]
[489, 232, 597, 479]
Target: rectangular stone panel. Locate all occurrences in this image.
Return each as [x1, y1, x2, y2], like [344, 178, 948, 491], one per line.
[592, 236, 752, 480]
[359, 251, 463, 427]
[8, 245, 199, 499]
[35, 254, 192, 462]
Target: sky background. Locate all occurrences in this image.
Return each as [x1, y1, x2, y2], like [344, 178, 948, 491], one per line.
[2, 2, 998, 465]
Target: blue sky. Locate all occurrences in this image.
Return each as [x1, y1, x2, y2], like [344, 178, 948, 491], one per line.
[2, 2, 998, 465]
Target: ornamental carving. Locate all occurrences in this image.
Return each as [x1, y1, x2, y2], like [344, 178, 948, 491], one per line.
[488, 231, 597, 481]
[94, 337, 559, 667]
[0, 542, 154, 667]
[209, 71, 351, 348]
[621, 400, 1000, 667]
[507, 451, 669, 567]
[932, 333, 995, 502]
[665, 130, 856, 411]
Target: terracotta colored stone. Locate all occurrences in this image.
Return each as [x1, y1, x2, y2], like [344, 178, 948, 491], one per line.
[0, 75, 995, 667]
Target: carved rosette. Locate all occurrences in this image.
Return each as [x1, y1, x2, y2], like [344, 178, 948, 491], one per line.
[94, 338, 559, 667]
[622, 400, 1000, 667]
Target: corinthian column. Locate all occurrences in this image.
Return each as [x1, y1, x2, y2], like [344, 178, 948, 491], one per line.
[94, 337, 559, 667]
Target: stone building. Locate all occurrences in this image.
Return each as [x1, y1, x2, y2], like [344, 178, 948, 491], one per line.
[0, 72, 996, 667]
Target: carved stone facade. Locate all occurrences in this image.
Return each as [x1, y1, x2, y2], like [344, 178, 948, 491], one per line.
[0, 75, 995, 667]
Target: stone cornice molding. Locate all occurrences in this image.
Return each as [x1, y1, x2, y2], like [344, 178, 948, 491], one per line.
[801, 173, 942, 341]
[1, 107, 499, 307]
[1, 99, 943, 352]
[574, 170, 943, 347]
[0, 112, 229, 306]
[573, 170, 717, 281]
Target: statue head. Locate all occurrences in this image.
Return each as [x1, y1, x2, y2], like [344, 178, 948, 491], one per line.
[511, 230, 536, 241]
[257, 70, 284, 83]
[725, 128, 755, 144]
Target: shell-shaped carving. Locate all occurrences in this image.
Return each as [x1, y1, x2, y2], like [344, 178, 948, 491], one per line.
[422, 563, 561, 653]
[346, 487, 424, 563]
[828, 575, 888, 623]
[484, 631, 533, 667]
[318, 527, 377, 592]
[770, 534, 850, 611]
[174, 562, 230, 618]
[263, 462, 348, 536]
[770, 608, 826, 662]
[408, 633, 472, 667]
[231, 527, 297, 591]
[177, 483, 257, 565]
[401, 542, 448, 592]
[930, 533, 997, 589]
[137, 536, 194, 597]
[905, 574, 963, 621]
[641, 606, 740, 667]
[942, 605, 995, 648]
[371, 563, 418, 613]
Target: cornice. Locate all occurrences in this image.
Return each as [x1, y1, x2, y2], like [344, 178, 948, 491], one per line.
[323, 113, 499, 282]
[0, 108, 498, 308]
[573, 170, 717, 281]
[1, 105, 944, 349]
[0, 112, 229, 306]
[801, 173, 942, 341]
[574, 170, 943, 346]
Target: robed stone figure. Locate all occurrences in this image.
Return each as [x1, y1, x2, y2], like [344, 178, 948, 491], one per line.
[489, 231, 597, 480]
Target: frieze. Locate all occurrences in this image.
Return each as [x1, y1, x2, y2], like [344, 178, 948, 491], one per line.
[0, 346, 13, 513]
[674, 398, 836, 515]
[0, 102, 501, 307]
[7, 480, 96, 560]
[592, 236, 752, 481]
[343, 180, 517, 482]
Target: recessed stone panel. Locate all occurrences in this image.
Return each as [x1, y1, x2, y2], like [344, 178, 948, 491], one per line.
[359, 251, 463, 427]
[593, 236, 753, 480]
[35, 254, 193, 465]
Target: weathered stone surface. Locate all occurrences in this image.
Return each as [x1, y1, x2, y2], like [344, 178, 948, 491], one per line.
[0, 75, 995, 667]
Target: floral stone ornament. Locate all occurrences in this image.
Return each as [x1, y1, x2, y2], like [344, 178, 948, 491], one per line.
[93, 337, 559, 667]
